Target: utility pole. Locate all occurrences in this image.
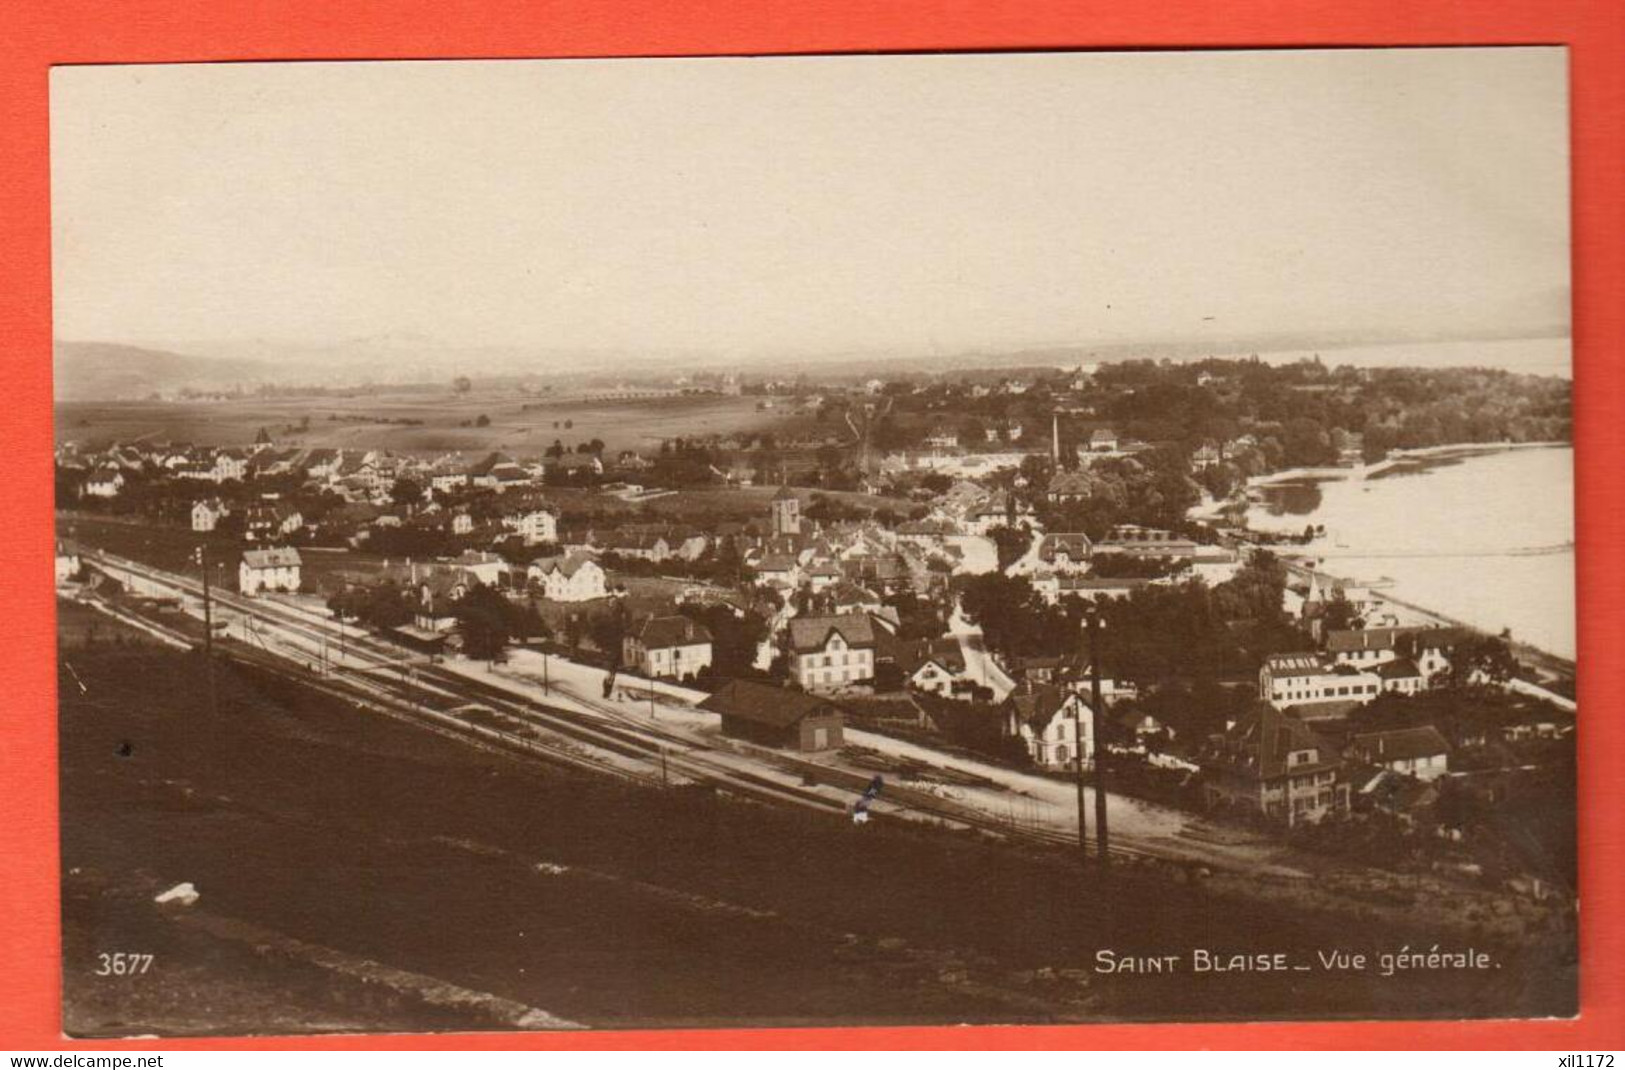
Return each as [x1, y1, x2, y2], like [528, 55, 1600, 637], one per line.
[1089, 606, 1109, 869]
[197, 545, 217, 716]
[542, 650, 550, 695]
[1072, 643, 1090, 865]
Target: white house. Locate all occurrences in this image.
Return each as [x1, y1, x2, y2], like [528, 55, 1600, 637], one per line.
[212, 451, 248, 482]
[192, 499, 230, 532]
[239, 547, 302, 596]
[1005, 686, 1095, 770]
[751, 553, 801, 589]
[895, 637, 973, 698]
[1346, 726, 1451, 782]
[788, 614, 878, 692]
[430, 470, 469, 494]
[55, 541, 82, 584]
[1036, 533, 1093, 573]
[623, 615, 714, 681]
[504, 506, 559, 546]
[1187, 547, 1242, 586]
[528, 553, 608, 603]
[1325, 626, 1460, 683]
[450, 550, 510, 586]
[84, 468, 124, 498]
[1259, 653, 1382, 711]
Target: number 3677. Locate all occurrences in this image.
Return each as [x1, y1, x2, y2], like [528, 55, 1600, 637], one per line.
[95, 952, 153, 976]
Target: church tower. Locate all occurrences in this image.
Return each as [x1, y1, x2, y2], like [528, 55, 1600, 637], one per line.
[771, 485, 801, 537]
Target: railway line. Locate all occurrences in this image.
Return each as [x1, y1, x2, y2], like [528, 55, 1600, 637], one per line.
[79, 548, 1153, 863]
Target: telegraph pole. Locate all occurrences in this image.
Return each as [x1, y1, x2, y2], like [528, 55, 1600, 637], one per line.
[1089, 606, 1109, 869]
[197, 545, 217, 716]
[1072, 623, 1090, 865]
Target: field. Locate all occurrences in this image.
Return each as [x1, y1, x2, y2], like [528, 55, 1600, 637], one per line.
[56, 389, 808, 457]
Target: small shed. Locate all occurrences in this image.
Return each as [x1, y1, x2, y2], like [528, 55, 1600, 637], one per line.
[700, 679, 845, 752]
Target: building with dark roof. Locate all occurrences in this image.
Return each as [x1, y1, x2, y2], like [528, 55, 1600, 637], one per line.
[1259, 653, 1382, 710]
[1198, 706, 1350, 825]
[623, 615, 714, 681]
[239, 547, 302, 596]
[787, 613, 879, 692]
[1002, 684, 1094, 770]
[893, 636, 970, 698]
[1345, 725, 1451, 782]
[699, 679, 844, 751]
[1036, 533, 1093, 572]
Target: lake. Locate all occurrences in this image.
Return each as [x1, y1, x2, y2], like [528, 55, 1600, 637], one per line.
[1246, 445, 1575, 660]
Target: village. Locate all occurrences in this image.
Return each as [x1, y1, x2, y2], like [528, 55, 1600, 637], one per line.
[54, 356, 1577, 904]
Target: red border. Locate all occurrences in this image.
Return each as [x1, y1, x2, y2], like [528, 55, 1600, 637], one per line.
[3, 0, 1621, 1051]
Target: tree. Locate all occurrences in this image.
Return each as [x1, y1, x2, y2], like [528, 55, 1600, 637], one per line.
[957, 573, 1074, 660]
[453, 376, 473, 395]
[1321, 593, 1364, 632]
[1439, 634, 1519, 688]
[475, 413, 491, 428]
[680, 603, 769, 678]
[390, 476, 424, 506]
[454, 584, 512, 663]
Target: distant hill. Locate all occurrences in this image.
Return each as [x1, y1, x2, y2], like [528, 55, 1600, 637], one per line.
[54, 342, 272, 401]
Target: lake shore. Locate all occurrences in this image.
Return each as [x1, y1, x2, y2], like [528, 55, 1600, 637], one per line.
[1245, 440, 1571, 488]
[1222, 442, 1576, 677]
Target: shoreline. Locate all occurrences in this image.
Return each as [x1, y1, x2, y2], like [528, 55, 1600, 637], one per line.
[1212, 443, 1577, 681]
[1245, 440, 1570, 488]
[1283, 557, 1576, 681]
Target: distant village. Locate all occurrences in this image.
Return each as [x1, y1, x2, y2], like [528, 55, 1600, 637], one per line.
[55, 356, 1576, 887]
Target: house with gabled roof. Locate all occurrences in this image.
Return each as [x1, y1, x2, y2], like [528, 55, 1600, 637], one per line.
[84, 467, 124, 498]
[244, 503, 303, 542]
[751, 552, 801, 589]
[787, 613, 879, 692]
[527, 553, 608, 603]
[1047, 469, 1094, 503]
[191, 498, 230, 532]
[1037, 533, 1093, 573]
[1003, 684, 1095, 770]
[239, 547, 302, 596]
[964, 491, 1033, 536]
[502, 502, 558, 546]
[1198, 706, 1350, 825]
[603, 532, 670, 562]
[700, 679, 844, 752]
[894, 636, 973, 698]
[623, 615, 713, 681]
[445, 550, 510, 586]
[1344, 725, 1451, 782]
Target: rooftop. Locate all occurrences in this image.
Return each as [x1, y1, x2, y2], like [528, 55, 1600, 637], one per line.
[699, 679, 840, 729]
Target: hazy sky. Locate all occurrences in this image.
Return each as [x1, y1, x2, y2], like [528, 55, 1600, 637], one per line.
[51, 48, 1569, 361]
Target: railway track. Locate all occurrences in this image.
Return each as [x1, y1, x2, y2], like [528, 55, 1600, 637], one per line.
[81, 548, 1152, 861]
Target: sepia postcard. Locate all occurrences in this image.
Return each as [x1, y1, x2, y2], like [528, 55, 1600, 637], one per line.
[50, 47, 1576, 1037]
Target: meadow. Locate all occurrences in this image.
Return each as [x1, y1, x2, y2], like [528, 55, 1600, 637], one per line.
[56, 389, 803, 457]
